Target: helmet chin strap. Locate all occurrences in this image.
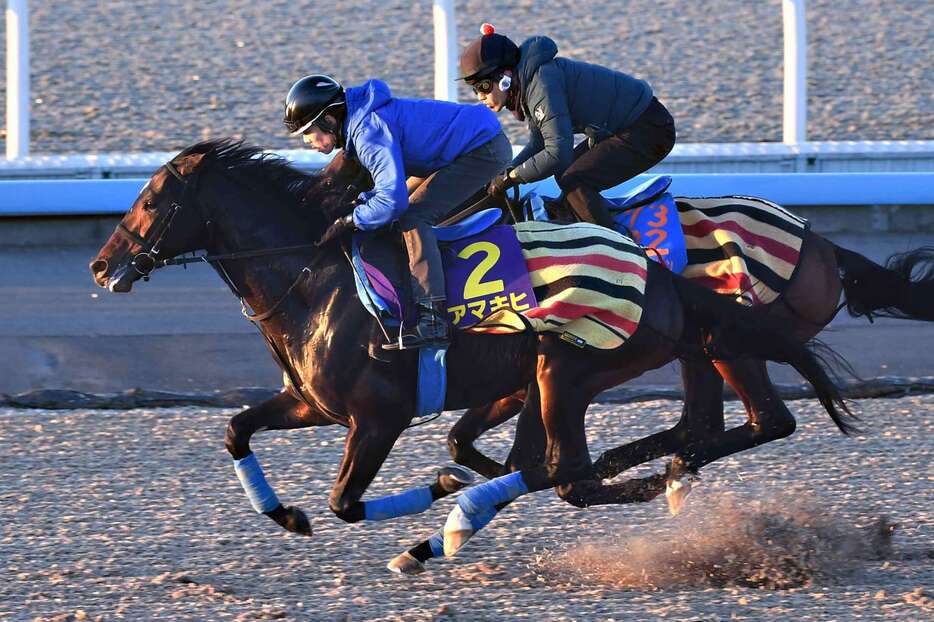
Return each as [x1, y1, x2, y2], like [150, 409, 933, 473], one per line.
[316, 106, 346, 148]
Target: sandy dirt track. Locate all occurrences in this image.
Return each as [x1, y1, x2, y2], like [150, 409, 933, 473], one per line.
[1, 395, 931, 621]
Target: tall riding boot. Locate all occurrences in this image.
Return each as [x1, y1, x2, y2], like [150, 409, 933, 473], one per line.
[564, 185, 617, 229]
[384, 299, 451, 350]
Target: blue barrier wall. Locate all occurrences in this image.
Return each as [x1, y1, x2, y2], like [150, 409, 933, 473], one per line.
[0, 172, 931, 217]
[523, 172, 934, 207]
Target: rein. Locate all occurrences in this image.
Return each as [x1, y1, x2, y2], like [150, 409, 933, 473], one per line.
[160, 243, 320, 268]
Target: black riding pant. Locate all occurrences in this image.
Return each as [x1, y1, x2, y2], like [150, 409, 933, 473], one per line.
[401, 132, 512, 302]
[558, 97, 676, 228]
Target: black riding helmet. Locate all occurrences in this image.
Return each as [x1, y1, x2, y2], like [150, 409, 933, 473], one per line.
[459, 23, 520, 81]
[283, 74, 346, 136]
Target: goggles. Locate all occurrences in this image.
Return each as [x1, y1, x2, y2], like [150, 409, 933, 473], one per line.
[468, 78, 495, 95]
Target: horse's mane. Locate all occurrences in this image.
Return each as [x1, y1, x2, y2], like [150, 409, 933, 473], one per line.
[178, 138, 318, 210]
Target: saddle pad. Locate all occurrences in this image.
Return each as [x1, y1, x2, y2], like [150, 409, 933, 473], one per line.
[612, 192, 688, 274]
[675, 196, 809, 306]
[354, 223, 648, 351]
[442, 225, 539, 329]
[466, 221, 648, 350]
[521, 189, 686, 274]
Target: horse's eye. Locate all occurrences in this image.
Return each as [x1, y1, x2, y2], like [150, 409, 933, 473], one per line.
[143, 200, 155, 211]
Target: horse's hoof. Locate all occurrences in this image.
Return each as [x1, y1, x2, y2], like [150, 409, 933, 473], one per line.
[437, 465, 476, 494]
[665, 473, 699, 517]
[387, 551, 426, 575]
[277, 505, 313, 536]
[443, 505, 474, 557]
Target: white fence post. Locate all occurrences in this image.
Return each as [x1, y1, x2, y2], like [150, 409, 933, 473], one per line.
[782, 0, 807, 145]
[432, 0, 458, 102]
[6, 0, 30, 159]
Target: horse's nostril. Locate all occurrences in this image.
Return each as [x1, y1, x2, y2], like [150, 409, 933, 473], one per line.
[90, 258, 109, 274]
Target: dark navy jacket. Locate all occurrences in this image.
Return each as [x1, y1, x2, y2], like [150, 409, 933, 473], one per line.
[511, 37, 653, 183]
[342, 80, 501, 230]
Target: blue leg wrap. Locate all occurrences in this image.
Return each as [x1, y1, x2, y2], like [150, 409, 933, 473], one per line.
[428, 530, 445, 558]
[233, 453, 281, 514]
[467, 505, 499, 532]
[363, 486, 433, 521]
[456, 471, 527, 521]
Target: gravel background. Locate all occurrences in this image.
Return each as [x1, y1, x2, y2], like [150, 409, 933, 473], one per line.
[2, 0, 931, 154]
[2, 396, 931, 621]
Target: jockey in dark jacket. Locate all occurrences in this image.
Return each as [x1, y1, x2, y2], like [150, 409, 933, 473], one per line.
[460, 24, 676, 228]
[284, 75, 512, 349]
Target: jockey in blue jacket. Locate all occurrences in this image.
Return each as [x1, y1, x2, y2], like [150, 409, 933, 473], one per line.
[284, 75, 512, 349]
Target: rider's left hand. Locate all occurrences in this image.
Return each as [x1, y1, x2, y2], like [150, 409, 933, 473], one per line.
[487, 169, 516, 198]
[316, 214, 356, 246]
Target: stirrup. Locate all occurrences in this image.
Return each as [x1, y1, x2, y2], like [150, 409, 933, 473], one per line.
[381, 331, 449, 351]
[382, 300, 450, 351]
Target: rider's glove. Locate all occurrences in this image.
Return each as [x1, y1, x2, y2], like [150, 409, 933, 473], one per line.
[487, 168, 516, 198]
[316, 214, 356, 247]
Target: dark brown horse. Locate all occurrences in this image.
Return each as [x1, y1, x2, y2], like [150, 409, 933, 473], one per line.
[90, 140, 853, 565]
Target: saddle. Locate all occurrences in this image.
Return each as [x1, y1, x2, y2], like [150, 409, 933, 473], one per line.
[524, 177, 811, 307]
[351, 208, 531, 420]
[525, 175, 689, 274]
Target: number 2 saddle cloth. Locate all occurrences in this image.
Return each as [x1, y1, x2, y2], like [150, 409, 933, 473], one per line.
[352, 218, 649, 351]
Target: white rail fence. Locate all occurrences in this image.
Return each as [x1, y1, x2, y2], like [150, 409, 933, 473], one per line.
[5, 0, 28, 159]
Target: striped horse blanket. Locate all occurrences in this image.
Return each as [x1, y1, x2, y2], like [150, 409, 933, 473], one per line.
[676, 196, 809, 306]
[469, 221, 648, 350]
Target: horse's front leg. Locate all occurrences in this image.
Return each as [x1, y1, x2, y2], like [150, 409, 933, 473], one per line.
[329, 418, 473, 525]
[225, 390, 334, 536]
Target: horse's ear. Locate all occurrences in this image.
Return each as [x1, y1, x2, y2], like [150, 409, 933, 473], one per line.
[176, 152, 206, 176]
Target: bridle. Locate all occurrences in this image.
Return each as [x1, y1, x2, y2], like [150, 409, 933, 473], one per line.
[114, 160, 192, 280]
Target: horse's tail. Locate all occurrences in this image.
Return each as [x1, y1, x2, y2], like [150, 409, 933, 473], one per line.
[672, 275, 858, 435]
[834, 244, 934, 322]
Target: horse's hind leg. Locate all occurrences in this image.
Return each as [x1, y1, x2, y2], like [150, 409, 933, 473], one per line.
[665, 358, 797, 514]
[593, 355, 726, 479]
[225, 391, 335, 535]
[441, 329, 685, 556]
[447, 388, 527, 479]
